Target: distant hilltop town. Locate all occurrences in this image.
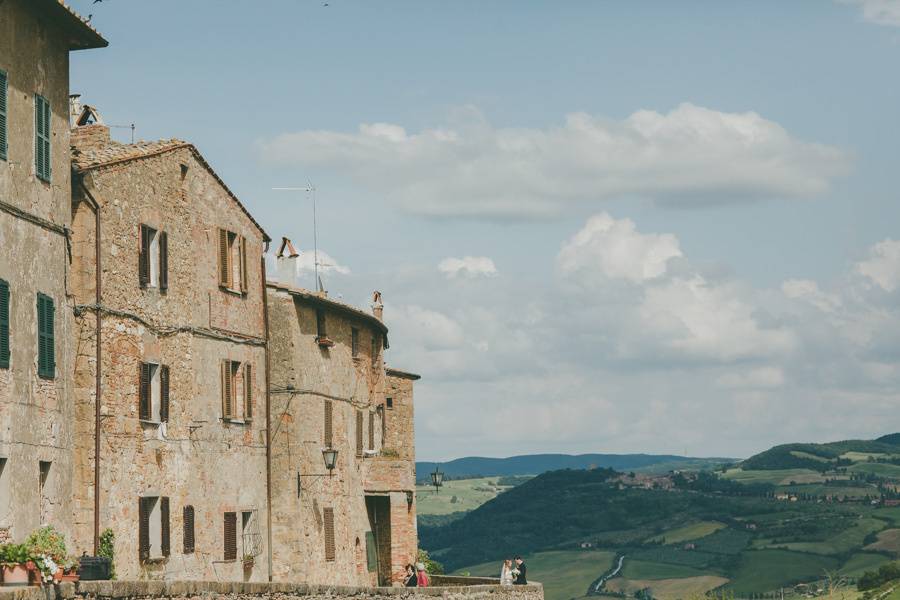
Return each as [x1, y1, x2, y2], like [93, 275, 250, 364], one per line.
[0, 0, 421, 586]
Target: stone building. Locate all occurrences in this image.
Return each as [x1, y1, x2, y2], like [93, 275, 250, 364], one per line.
[69, 123, 271, 581]
[267, 258, 419, 587]
[0, 0, 106, 543]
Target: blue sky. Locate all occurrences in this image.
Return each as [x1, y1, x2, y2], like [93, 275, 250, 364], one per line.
[69, 0, 900, 460]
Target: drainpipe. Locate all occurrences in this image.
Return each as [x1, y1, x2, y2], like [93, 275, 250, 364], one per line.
[261, 247, 273, 581]
[78, 175, 102, 555]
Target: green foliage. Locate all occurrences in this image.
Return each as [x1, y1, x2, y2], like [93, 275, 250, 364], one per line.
[857, 561, 900, 591]
[99, 528, 116, 579]
[417, 549, 444, 575]
[25, 525, 67, 562]
[0, 543, 31, 566]
[497, 476, 534, 487]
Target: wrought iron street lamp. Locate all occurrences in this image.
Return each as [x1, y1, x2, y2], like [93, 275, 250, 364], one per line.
[322, 448, 338, 472]
[431, 466, 444, 493]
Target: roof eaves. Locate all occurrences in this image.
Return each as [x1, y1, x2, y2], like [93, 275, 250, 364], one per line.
[39, 0, 108, 50]
[266, 281, 389, 335]
[73, 141, 270, 243]
[386, 367, 421, 381]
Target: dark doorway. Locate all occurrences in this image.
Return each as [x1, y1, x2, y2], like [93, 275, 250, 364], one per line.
[365, 495, 392, 586]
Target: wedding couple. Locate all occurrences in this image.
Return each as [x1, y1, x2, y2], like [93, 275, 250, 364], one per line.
[499, 556, 527, 586]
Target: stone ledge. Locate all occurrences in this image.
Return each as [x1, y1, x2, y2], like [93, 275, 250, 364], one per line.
[75, 580, 543, 599]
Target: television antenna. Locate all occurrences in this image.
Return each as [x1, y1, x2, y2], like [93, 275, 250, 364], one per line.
[272, 183, 321, 290]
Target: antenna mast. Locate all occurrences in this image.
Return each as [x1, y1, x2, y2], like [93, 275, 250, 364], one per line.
[272, 184, 320, 290]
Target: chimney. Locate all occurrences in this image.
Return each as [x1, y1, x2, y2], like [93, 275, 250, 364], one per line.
[372, 290, 383, 321]
[71, 102, 110, 152]
[276, 237, 300, 286]
[69, 94, 82, 127]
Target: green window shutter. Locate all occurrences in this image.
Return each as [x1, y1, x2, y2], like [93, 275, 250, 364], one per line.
[34, 95, 50, 182]
[0, 279, 9, 369]
[37, 293, 54, 379]
[0, 70, 8, 161]
[365, 531, 377, 572]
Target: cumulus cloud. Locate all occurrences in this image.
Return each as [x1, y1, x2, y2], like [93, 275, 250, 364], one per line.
[258, 103, 849, 219]
[716, 367, 786, 389]
[438, 256, 498, 279]
[267, 249, 350, 289]
[857, 239, 900, 291]
[558, 213, 682, 283]
[839, 0, 900, 26]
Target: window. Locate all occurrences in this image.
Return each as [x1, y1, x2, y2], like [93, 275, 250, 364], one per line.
[351, 328, 359, 357]
[316, 309, 332, 346]
[0, 70, 7, 161]
[139, 362, 170, 423]
[241, 510, 261, 559]
[39, 461, 50, 523]
[183, 505, 195, 554]
[368, 411, 375, 451]
[385, 397, 393, 410]
[223, 511, 237, 561]
[34, 94, 50, 182]
[139, 225, 168, 290]
[324, 400, 333, 448]
[139, 496, 170, 561]
[0, 279, 9, 369]
[323, 507, 336, 561]
[36, 294, 54, 379]
[0, 458, 7, 520]
[221, 360, 252, 422]
[356, 410, 364, 457]
[217, 229, 248, 293]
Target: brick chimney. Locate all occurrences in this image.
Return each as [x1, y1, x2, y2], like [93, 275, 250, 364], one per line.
[71, 123, 111, 152]
[275, 237, 300, 286]
[372, 291, 383, 321]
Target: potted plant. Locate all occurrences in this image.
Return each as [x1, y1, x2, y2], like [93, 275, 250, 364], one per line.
[56, 557, 79, 583]
[242, 554, 254, 569]
[1, 543, 32, 587]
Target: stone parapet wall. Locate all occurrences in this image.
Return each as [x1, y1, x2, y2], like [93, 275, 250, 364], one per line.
[74, 580, 543, 600]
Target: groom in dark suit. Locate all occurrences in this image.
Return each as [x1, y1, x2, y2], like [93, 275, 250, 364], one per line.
[514, 556, 527, 585]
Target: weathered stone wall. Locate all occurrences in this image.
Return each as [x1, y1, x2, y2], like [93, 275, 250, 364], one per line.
[70, 143, 268, 581]
[0, 0, 76, 543]
[267, 285, 418, 587]
[74, 580, 544, 600]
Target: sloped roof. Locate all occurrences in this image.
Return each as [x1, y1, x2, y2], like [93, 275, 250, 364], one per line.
[386, 367, 421, 381]
[72, 138, 270, 242]
[36, 0, 108, 50]
[266, 280, 389, 339]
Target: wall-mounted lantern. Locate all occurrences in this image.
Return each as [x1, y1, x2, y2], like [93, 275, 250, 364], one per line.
[323, 448, 339, 472]
[406, 490, 414, 508]
[431, 466, 444, 493]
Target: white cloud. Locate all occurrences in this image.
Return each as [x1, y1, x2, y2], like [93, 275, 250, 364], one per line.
[258, 103, 849, 219]
[782, 279, 843, 312]
[438, 256, 498, 279]
[267, 249, 350, 290]
[716, 367, 786, 389]
[857, 239, 900, 291]
[840, 0, 900, 26]
[558, 213, 682, 283]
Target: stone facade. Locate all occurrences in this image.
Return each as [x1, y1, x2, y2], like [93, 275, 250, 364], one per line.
[0, 0, 105, 543]
[267, 280, 419, 587]
[69, 131, 270, 581]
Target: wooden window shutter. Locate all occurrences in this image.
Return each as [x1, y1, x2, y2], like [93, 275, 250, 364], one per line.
[221, 360, 233, 419]
[160, 497, 170, 557]
[368, 411, 375, 451]
[223, 512, 237, 560]
[138, 497, 150, 562]
[139, 362, 151, 420]
[324, 400, 333, 447]
[183, 505, 195, 553]
[243, 363, 253, 421]
[365, 531, 377, 572]
[139, 225, 151, 287]
[34, 95, 50, 182]
[323, 507, 336, 561]
[37, 294, 54, 379]
[159, 230, 168, 291]
[0, 279, 9, 369]
[0, 70, 7, 161]
[316, 309, 327, 339]
[159, 365, 170, 422]
[217, 228, 230, 287]
[356, 410, 364, 457]
[239, 236, 248, 293]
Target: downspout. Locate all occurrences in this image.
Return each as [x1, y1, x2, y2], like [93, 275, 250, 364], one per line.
[78, 175, 102, 555]
[261, 246, 273, 581]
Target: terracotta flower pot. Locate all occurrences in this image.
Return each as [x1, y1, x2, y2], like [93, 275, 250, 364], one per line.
[1, 564, 30, 587]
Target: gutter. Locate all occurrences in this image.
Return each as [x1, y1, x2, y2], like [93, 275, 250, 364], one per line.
[77, 174, 103, 554]
[261, 247, 273, 581]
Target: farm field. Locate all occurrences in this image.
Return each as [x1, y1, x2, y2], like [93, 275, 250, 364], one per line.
[722, 468, 827, 485]
[849, 463, 900, 478]
[621, 559, 712, 580]
[416, 477, 514, 515]
[840, 552, 892, 577]
[765, 517, 885, 555]
[725, 550, 840, 594]
[648, 521, 725, 544]
[865, 528, 900, 555]
[606, 575, 729, 600]
[456, 550, 617, 600]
